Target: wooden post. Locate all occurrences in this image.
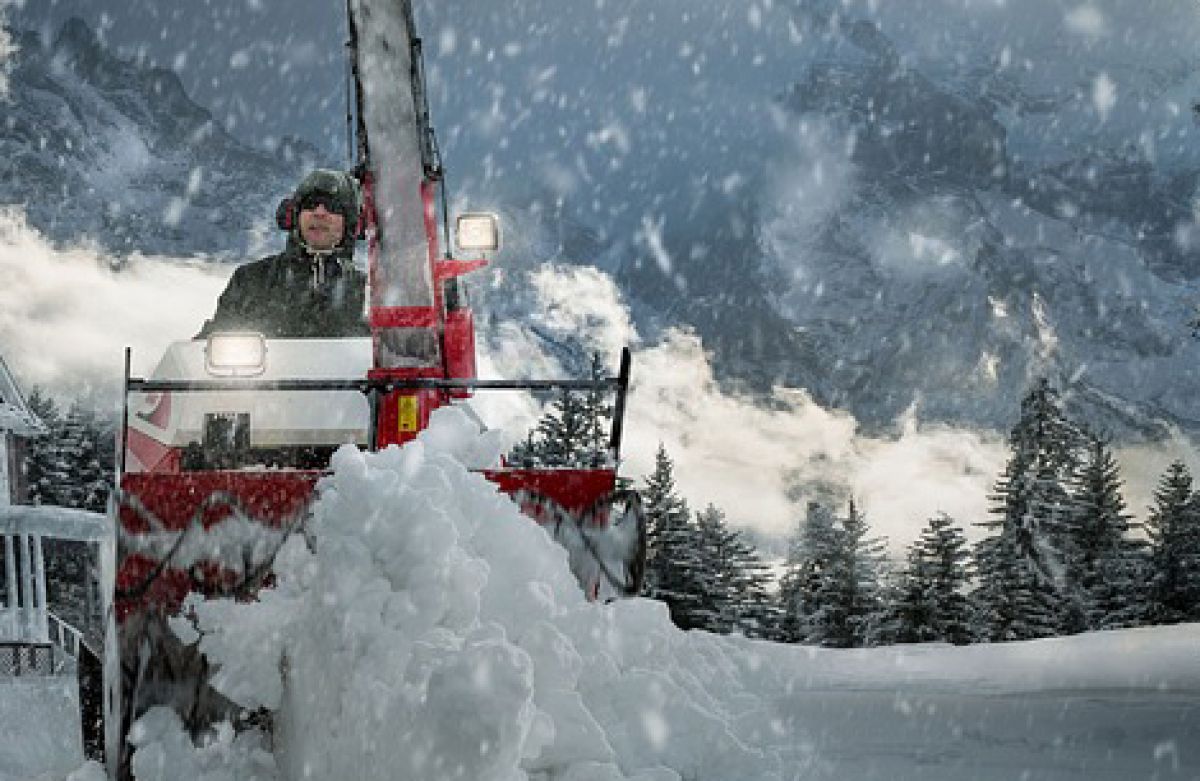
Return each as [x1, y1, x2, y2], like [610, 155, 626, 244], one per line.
[17, 533, 32, 642]
[3, 534, 15, 639]
[0, 432, 11, 506]
[32, 534, 47, 642]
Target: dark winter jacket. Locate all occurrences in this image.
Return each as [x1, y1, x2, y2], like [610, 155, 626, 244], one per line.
[196, 240, 369, 339]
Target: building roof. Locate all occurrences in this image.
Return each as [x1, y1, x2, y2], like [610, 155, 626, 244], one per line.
[0, 354, 46, 437]
[0, 504, 111, 542]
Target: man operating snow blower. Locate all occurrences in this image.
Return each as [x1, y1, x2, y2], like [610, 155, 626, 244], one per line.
[196, 169, 369, 339]
[106, 1, 646, 775]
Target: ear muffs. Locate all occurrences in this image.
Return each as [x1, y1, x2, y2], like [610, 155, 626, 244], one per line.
[276, 197, 297, 231]
[352, 208, 366, 241]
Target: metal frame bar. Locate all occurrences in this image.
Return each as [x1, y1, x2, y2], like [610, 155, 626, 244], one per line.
[118, 348, 131, 480]
[121, 346, 636, 463]
[609, 347, 632, 463]
[17, 533, 32, 642]
[4, 534, 16, 639]
[126, 377, 622, 393]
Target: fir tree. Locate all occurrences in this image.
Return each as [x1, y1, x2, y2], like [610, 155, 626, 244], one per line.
[58, 402, 112, 513]
[778, 502, 838, 644]
[723, 529, 779, 639]
[505, 353, 613, 468]
[641, 444, 706, 629]
[1145, 461, 1200, 624]
[693, 505, 732, 632]
[834, 500, 891, 647]
[533, 390, 591, 466]
[23, 387, 68, 506]
[972, 378, 1083, 641]
[578, 353, 614, 467]
[1063, 436, 1144, 631]
[894, 513, 972, 645]
[779, 500, 888, 648]
[692, 504, 777, 637]
[20, 389, 113, 512]
[505, 430, 541, 469]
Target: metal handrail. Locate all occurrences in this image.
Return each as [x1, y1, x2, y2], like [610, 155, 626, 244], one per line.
[45, 609, 83, 660]
[126, 376, 622, 394]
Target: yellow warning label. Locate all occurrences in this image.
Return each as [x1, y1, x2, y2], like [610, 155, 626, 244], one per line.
[398, 395, 419, 434]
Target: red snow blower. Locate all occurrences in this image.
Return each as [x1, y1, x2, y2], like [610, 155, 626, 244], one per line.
[103, 0, 645, 775]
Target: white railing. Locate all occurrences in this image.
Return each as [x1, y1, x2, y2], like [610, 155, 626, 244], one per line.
[0, 641, 58, 676]
[0, 603, 45, 645]
[0, 606, 13, 642]
[46, 610, 83, 660]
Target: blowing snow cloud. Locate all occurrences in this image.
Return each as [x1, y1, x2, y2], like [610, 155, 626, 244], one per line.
[0, 209, 229, 396]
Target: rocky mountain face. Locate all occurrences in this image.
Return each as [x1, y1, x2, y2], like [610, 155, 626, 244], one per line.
[5, 16, 1199, 440]
[0, 18, 321, 257]
[618, 18, 1200, 438]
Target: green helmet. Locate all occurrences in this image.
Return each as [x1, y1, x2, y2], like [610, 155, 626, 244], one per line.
[292, 169, 361, 244]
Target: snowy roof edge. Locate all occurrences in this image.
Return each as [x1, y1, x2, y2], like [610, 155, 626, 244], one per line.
[0, 353, 47, 437]
[0, 504, 111, 541]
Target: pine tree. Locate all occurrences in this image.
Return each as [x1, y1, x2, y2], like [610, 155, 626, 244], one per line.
[505, 353, 613, 468]
[778, 502, 838, 644]
[690, 504, 777, 637]
[58, 402, 112, 513]
[834, 500, 891, 647]
[22, 387, 68, 506]
[972, 378, 1083, 641]
[578, 353, 614, 467]
[534, 390, 590, 466]
[723, 529, 779, 639]
[641, 444, 706, 629]
[1145, 461, 1200, 624]
[1063, 436, 1144, 630]
[19, 389, 113, 512]
[693, 505, 732, 632]
[506, 431, 541, 468]
[894, 513, 972, 645]
[779, 500, 888, 648]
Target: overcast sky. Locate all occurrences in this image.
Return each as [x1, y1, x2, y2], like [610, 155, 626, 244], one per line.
[14, 0, 1200, 240]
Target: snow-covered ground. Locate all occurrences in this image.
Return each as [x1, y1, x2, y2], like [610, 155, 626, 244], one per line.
[59, 409, 1192, 781]
[0, 674, 84, 780]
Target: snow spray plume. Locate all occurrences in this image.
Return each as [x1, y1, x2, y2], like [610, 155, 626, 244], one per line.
[0, 209, 228, 401]
[476, 262, 1007, 553]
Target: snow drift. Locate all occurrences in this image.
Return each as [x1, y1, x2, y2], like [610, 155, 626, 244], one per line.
[0, 676, 84, 780]
[113, 407, 1200, 781]
[127, 407, 785, 780]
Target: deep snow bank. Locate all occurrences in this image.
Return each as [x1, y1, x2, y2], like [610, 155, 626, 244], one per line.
[128, 408, 786, 781]
[122, 407, 1200, 780]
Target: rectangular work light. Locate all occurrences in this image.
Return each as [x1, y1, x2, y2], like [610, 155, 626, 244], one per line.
[455, 212, 501, 253]
[205, 332, 267, 377]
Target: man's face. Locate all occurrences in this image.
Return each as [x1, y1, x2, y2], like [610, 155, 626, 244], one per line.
[298, 199, 346, 251]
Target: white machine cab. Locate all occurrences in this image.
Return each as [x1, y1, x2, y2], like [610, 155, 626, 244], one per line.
[125, 336, 373, 472]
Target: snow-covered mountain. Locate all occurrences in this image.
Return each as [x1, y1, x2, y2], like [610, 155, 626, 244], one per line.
[7, 12, 1200, 441]
[0, 18, 320, 257]
[616, 14, 1200, 438]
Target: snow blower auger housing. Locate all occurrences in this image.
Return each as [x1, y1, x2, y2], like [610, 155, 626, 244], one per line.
[102, 0, 646, 775]
[108, 341, 645, 777]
